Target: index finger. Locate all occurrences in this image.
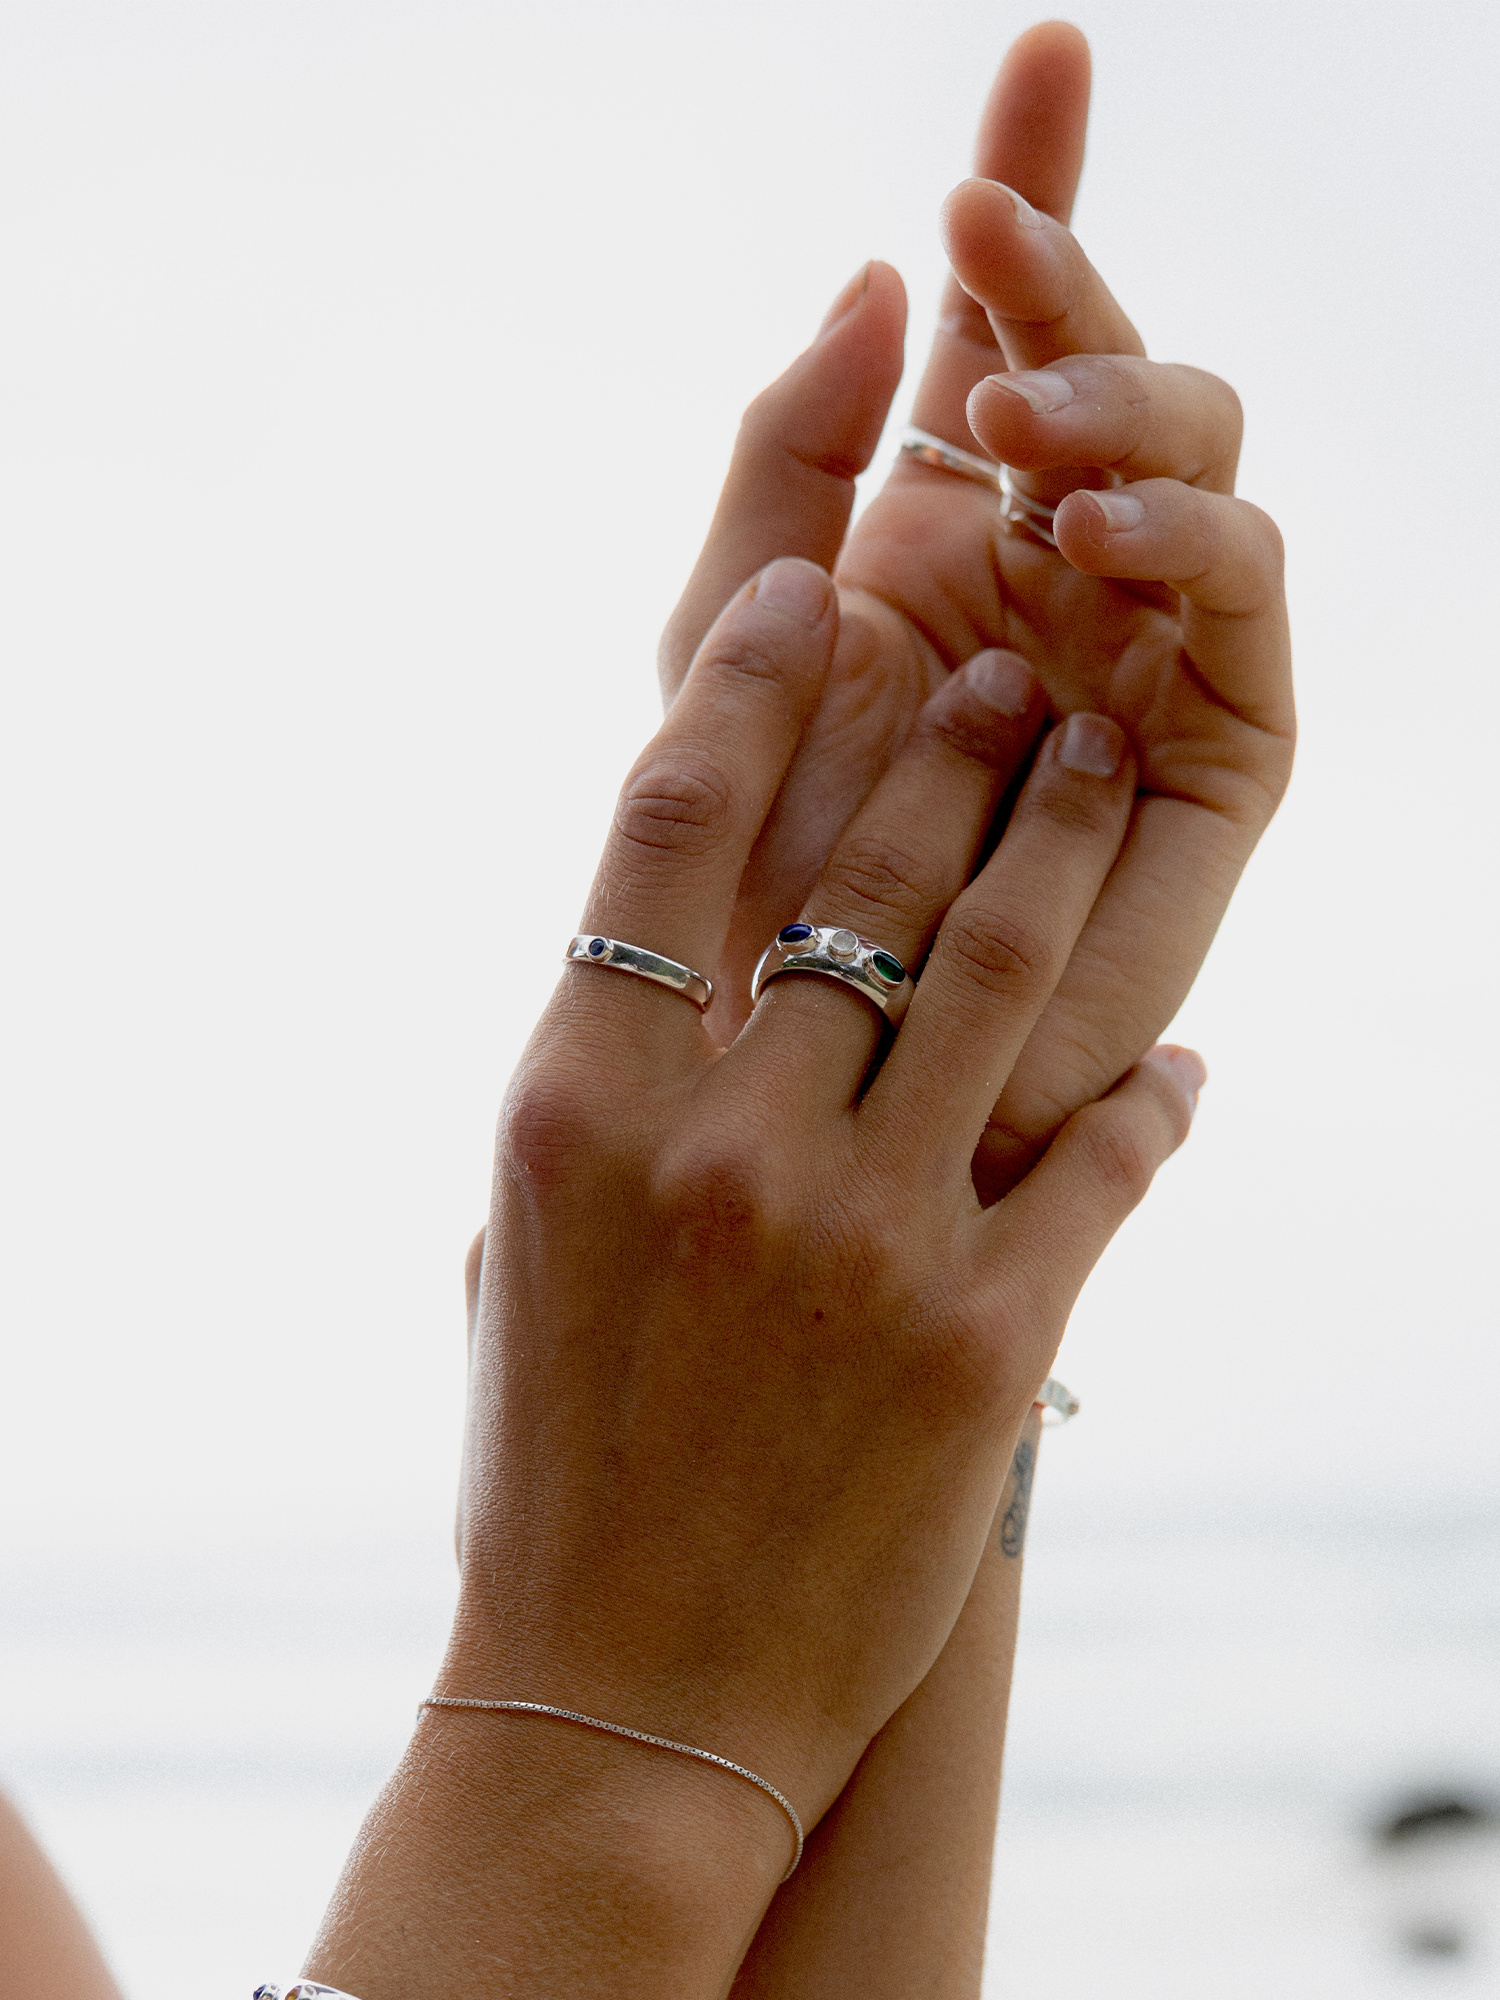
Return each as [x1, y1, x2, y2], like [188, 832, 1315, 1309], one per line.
[572, 559, 837, 1068]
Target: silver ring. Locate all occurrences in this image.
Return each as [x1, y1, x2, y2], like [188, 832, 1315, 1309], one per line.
[255, 1986, 364, 2000]
[750, 923, 915, 1028]
[1034, 1377, 1079, 1425]
[899, 425, 1059, 549]
[566, 934, 713, 1011]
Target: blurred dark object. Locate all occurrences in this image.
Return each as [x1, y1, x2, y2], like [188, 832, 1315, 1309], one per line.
[1368, 1791, 1500, 1967]
[1376, 1796, 1494, 1847]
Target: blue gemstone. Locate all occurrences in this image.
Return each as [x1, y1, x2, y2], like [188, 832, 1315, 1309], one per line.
[778, 923, 814, 945]
[587, 937, 608, 957]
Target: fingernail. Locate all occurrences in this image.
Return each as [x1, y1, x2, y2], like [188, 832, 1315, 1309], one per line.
[1141, 1044, 1209, 1107]
[1086, 489, 1146, 533]
[754, 557, 831, 622]
[999, 182, 1047, 231]
[965, 650, 1035, 717]
[1058, 712, 1125, 777]
[817, 261, 871, 336]
[989, 369, 1075, 415]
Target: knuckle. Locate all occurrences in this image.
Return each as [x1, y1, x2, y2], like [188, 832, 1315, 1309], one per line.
[1088, 352, 1150, 405]
[704, 629, 793, 690]
[652, 1132, 785, 1259]
[1247, 502, 1286, 581]
[499, 1062, 600, 1190]
[940, 906, 1050, 1000]
[821, 831, 947, 932]
[1184, 364, 1244, 439]
[614, 752, 734, 863]
[736, 381, 782, 454]
[1073, 1103, 1160, 1208]
[1186, 498, 1287, 616]
[1032, 773, 1122, 838]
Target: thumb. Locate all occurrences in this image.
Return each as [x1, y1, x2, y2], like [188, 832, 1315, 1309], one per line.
[658, 259, 906, 703]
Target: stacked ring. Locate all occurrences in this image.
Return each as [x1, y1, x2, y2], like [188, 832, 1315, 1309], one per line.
[565, 934, 713, 1011]
[750, 923, 915, 1027]
[898, 425, 1062, 549]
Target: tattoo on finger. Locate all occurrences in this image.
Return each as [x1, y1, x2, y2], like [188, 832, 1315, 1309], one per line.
[999, 1435, 1036, 1560]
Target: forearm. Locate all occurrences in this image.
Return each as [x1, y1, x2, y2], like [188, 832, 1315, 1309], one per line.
[730, 1410, 1042, 2000]
[306, 1701, 788, 1999]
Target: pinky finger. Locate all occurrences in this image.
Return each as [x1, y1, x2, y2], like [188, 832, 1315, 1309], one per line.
[1054, 480, 1292, 737]
[976, 1046, 1205, 1333]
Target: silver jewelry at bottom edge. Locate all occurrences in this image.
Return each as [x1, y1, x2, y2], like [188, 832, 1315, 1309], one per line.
[1035, 1377, 1079, 1425]
[255, 1983, 363, 2000]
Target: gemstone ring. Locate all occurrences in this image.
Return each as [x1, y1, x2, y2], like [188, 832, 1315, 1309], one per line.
[749, 923, 915, 1028]
[565, 934, 713, 1011]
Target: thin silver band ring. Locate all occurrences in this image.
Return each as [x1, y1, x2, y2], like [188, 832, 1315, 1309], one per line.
[751, 923, 915, 1027]
[566, 934, 713, 1011]
[899, 425, 1059, 549]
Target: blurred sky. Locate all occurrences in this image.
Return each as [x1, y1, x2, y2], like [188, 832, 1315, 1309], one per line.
[1, 0, 1497, 1572]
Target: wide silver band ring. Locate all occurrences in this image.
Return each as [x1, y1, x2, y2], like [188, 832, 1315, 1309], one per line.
[750, 923, 915, 1028]
[1035, 1377, 1079, 1425]
[900, 425, 1059, 549]
[566, 934, 713, 1011]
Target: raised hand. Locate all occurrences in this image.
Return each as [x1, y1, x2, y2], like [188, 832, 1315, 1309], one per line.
[310, 562, 1203, 1998]
[660, 22, 1292, 1200]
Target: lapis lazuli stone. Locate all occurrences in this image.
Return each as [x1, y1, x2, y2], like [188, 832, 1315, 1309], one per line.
[778, 923, 814, 945]
[871, 950, 906, 986]
[587, 936, 608, 957]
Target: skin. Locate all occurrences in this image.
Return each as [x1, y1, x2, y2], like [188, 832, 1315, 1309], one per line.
[0, 1792, 122, 2000]
[307, 558, 1206, 1997]
[0, 30, 1285, 1992]
[663, 24, 1293, 1204]
[731, 1409, 1045, 2000]
[653, 26, 1293, 1993]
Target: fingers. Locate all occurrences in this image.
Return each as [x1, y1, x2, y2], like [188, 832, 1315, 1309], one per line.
[572, 559, 836, 1062]
[906, 24, 1091, 448]
[658, 262, 907, 703]
[1053, 481, 1292, 730]
[967, 355, 1243, 495]
[968, 798, 1240, 1200]
[971, 1047, 1204, 1334]
[971, 22, 1092, 228]
[739, 651, 1048, 1109]
[939, 176, 1145, 377]
[862, 714, 1137, 1164]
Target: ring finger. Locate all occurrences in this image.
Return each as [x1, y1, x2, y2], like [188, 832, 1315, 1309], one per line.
[736, 650, 1048, 1110]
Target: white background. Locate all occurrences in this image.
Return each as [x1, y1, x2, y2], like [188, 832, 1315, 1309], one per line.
[0, 0, 1496, 1991]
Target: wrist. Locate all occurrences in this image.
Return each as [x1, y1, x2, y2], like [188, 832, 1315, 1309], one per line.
[308, 1699, 784, 2000]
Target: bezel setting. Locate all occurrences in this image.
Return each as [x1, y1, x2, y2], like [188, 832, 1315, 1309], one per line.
[749, 922, 916, 1028]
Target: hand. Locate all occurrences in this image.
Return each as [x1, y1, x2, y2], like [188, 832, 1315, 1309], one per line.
[660, 22, 1292, 1200]
[461, 559, 1203, 1797]
[320, 561, 1206, 2000]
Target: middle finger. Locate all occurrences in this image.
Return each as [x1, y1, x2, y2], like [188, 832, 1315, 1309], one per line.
[736, 651, 1048, 1112]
